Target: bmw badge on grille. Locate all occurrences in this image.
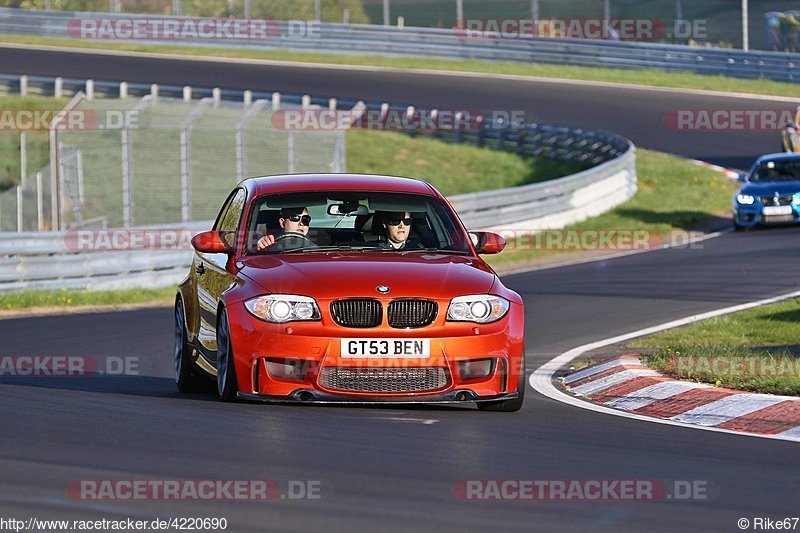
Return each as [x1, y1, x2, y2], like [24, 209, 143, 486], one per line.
[376, 285, 391, 294]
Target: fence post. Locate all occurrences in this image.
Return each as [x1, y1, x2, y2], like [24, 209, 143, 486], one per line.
[19, 75, 27, 96]
[86, 79, 94, 101]
[76, 148, 85, 204]
[183, 86, 192, 101]
[272, 92, 281, 110]
[36, 171, 44, 231]
[288, 131, 297, 173]
[54, 77, 63, 98]
[19, 131, 26, 187]
[121, 122, 133, 227]
[49, 121, 59, 230]
[119, 81, 128, 98]
[180, 98, 213, 222]
[235, 100, 267, 182]
[16, 186, 23, 232]
[212, 87, 221, 106]
[180, 126, 191, 222]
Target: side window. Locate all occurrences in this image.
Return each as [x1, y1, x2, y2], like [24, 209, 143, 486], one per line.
[214, 189, 246, 248]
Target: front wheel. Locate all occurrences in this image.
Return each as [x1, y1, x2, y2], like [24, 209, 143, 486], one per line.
[216, 308, 239, 402]
[175, 298, 204, 392]
[477, 357, 526, 412]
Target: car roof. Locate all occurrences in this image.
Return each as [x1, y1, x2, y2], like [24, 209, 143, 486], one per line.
[242, 174, 438, 197]
[754, 153, 800, 165]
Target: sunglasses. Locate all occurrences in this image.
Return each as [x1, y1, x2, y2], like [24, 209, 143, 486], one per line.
[285, 214, 312, 225]
[387, 217, 413, 226]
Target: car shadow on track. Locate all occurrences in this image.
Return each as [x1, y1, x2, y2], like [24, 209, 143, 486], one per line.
[0, 375, 218, 402]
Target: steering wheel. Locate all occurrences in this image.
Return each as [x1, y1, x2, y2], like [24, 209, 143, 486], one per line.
[273, 232, 316, 249]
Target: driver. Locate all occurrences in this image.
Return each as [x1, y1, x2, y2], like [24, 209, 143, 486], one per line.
[256, 207, 317, 251]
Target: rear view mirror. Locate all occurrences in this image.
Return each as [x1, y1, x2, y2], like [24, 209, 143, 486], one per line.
[471, 231, 506, 254]
[328, 203, 369, 216]
[191, 230, 231, 253]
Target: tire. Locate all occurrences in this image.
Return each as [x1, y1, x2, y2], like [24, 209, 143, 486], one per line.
[216, 308, 239, 402]
[477, 357, 526, 412]
[733, 219, 745, 232]
[174, 298, 204, 392]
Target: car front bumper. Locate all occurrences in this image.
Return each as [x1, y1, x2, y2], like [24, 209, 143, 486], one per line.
[225, 301, 525, 401]
[735, 204, 800, 228]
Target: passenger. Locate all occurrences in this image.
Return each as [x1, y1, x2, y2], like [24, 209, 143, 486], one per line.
[378, 211, 423, 250]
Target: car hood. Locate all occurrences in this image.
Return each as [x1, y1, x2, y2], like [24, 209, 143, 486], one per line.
[237, 252, 496, 299]
[739, 181, 800, 196]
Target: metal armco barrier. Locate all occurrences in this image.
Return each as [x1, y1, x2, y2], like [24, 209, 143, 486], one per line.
[0, 74, 636, 293]
[0, 7, 797, 82]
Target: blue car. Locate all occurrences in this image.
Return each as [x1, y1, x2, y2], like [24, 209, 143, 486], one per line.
[733, 153, 800, 231]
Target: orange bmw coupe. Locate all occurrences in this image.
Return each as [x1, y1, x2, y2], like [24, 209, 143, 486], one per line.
[175, 174, 525, 411]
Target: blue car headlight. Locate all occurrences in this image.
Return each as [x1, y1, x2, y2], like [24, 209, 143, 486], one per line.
[736, 194, 755, 205]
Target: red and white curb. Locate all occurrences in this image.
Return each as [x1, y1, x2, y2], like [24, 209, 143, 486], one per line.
[563, 355, 800, 438]
[691, 159, 741, 180]
[530, 288, 800, 443]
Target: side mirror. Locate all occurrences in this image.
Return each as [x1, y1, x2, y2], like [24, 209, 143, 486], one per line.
[471, 231, 506, 254]
[191, 230, 231, 253]
[737, 173, 748, 182]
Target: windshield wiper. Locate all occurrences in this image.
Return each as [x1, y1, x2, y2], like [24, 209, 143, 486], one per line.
[281, 245, 387, 254]
[399, 248, 470, 255]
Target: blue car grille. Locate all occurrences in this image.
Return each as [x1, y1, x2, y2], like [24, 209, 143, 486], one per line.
[759, 195, 794, 206]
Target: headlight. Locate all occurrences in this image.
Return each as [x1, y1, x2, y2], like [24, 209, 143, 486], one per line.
[736, 194, 755, 205]
[447, 295, 509, 324]
[245, 295, 321, 323]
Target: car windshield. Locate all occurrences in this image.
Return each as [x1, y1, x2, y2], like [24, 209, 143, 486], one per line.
[750, 160, 800, 182]
[244, 191, 472, 255]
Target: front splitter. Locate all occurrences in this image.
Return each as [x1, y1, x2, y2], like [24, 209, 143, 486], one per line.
[236, 390, 518, 405]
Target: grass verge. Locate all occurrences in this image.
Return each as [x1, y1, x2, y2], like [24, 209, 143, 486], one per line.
[483, 148, 738, 270]
[0, 286, 176, 312]
[629, 297, 800, 396]
[347, 129, 588, 195]
[1, 34, 798, 98]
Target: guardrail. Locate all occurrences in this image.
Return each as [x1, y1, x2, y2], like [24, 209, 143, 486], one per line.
[0, 7, 797, 83]
[0, 74, 636, 292]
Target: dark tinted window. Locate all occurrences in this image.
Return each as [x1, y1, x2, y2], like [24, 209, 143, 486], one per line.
[751, 160, 800, 182]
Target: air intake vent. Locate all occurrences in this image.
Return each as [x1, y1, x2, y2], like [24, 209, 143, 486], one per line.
[319, 367, 448, 393]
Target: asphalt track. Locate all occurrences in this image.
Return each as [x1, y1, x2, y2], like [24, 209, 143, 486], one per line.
[1, 46, 799, 532]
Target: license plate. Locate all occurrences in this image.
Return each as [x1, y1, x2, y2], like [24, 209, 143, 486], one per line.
[763, 205, 792, 215]
[340, 338, 430, 358]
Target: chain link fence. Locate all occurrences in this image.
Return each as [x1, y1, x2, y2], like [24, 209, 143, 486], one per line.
[4, 92, 345, 231]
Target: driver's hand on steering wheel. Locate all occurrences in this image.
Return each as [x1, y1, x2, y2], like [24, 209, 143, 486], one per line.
[256, 234, 276, 250]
